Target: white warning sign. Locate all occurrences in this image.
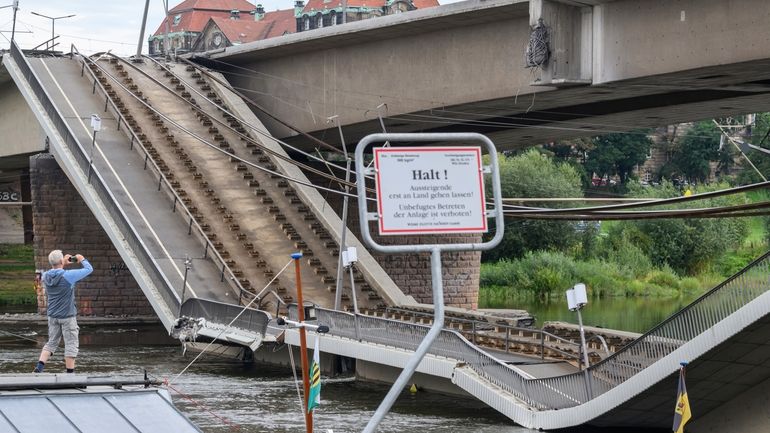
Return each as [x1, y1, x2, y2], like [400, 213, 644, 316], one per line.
[374, 146, 488, 235]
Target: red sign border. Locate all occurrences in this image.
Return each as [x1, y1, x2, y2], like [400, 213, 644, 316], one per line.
[374, 146, 488, 235]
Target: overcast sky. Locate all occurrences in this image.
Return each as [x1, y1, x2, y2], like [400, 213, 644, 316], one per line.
[0, 0, 304, 56]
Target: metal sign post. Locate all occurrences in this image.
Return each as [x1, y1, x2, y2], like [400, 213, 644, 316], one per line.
[355, 133, 504, 433]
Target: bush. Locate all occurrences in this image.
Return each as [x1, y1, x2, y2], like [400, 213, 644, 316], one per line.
[479, 251, 705, 302]
[483, 150, 583, 262]
[608, 181, 749, 274]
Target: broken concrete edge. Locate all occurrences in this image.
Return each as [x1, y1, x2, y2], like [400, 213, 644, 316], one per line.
[209, 72, 416, 308]
[403, 303, 535, 327]
[542, 321, 642, 340]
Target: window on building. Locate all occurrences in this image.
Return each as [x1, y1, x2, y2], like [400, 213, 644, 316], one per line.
[173, 14, 182, 26]
[303, 15, 310, 30]
[316, 14, 323, 28]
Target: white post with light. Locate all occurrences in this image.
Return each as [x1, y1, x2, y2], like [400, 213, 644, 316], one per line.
[566, 282, 593, 399]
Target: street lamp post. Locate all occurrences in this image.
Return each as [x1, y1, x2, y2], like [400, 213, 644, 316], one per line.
[30, 11, 75, 51]
[0, 1, 19, 44]
[566, 282, 593, 399]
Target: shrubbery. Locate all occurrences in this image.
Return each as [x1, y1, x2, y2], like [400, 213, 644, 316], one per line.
[480, 178, 760, 304]
[480, 250, 695, 303]
[483, 149, 583, 262]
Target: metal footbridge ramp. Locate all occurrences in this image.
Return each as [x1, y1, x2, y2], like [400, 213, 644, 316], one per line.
[2, 42, 272, 346]
[2, 41, 409, 355]
[7, 42, 770, 430]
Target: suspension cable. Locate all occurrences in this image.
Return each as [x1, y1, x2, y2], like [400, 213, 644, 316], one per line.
[83, 55, 369, 201]
[141, 55, 356, 178]
[97, 53, 357, 192]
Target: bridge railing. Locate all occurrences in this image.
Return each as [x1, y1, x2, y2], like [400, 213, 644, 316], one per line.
[382, 306, 579, 362]
[289, 305, 577, 409]
[180, 298, 271, 336]
[289, 251, 770, 409]
[532, 250, 770, 407]
[8, 42, 181, 315]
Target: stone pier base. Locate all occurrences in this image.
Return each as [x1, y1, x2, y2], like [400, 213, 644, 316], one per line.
[30, 154, 153, 317]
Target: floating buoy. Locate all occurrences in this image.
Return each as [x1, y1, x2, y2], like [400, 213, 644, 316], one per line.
[409, 383, 418, 393]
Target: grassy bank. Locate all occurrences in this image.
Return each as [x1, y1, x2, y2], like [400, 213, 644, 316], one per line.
[0, 244, 36, 306]
[479, 250, 738, 307]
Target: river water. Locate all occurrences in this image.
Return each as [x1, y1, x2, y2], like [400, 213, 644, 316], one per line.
[0, 322, 531, 433]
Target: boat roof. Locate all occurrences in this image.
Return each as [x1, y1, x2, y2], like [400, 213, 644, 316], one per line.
[0, 374, 202, 433]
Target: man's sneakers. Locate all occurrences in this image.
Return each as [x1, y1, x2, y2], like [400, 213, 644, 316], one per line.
[33, 361, 45, 373]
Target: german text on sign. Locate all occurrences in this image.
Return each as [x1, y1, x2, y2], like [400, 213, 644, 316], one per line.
[374, 147, 487, 235]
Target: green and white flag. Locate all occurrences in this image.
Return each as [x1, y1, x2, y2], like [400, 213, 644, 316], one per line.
[307, 337, 321, 413]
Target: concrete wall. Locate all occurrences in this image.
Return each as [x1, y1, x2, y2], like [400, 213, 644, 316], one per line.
[209, 0, 770, 142]
[0, 81, 45, 158]
[31, 154, 154, 317]
[594, 0, 770, 83]
[690, 373, 770, 433]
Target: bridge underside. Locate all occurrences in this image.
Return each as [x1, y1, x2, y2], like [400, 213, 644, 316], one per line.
[196, 0, 770, 151]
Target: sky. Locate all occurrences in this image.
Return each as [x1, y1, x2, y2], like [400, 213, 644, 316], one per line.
[0, 0, 296, 56]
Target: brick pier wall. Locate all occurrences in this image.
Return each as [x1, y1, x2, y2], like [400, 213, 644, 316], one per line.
[303, 162, 481, 309]
[30, 154, 154, 317]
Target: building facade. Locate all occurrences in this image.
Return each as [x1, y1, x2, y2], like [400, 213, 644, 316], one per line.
[148, 0, 260, 56]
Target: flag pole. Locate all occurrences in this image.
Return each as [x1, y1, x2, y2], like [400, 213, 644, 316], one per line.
[292, 252, 313, 433]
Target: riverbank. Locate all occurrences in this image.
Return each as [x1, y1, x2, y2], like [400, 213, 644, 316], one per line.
[0, 243, 35, 307]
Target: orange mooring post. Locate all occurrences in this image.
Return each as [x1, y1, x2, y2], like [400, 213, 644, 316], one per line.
[292, 252, 313, 433]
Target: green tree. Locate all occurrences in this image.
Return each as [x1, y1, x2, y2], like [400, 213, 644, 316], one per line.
[671, 121, 720, 182]
[484, 149, 583, 262]
[610, 180, 749, 274]
[584, 131, 652, 184]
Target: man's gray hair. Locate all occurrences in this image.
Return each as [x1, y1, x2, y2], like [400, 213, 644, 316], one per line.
[48, 249, 64, 266]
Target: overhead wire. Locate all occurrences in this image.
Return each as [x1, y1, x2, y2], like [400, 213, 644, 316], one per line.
[82, 54, 371, 201]
[126, 54, 356, 190]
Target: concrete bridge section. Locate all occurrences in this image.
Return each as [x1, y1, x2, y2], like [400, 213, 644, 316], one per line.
[199, 0, 770, 150]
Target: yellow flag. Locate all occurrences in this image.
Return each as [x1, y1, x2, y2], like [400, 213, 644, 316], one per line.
[672, 366, 691, 433]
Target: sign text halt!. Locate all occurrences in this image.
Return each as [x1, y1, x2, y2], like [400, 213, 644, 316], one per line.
[374, 146, 488, 235]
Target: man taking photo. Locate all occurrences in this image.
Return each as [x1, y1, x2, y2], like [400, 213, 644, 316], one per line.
[34, 250, 93, 373]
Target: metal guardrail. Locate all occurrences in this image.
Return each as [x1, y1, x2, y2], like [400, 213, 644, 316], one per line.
[8, 41, 181, 314]
[383, 307, 580, 362]
[70, 47, 255, 305]
[289, 250, 770, 409]
[180, 298, 271, 336]
[289, 305, 546, 407]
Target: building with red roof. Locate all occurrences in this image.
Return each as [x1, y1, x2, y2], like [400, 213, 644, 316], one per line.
[192, 7, 296, 51]
[150, 0, 440, 56]
[148, 0, 261, 56]
[294, 0, 439, 32]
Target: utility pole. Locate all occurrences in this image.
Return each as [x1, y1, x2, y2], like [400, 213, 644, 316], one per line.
[135, 0, 150, 59]
[0, 1, 20, 44]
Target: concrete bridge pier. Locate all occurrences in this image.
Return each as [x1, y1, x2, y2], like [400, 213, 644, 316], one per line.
[30, 154, 153, 317]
